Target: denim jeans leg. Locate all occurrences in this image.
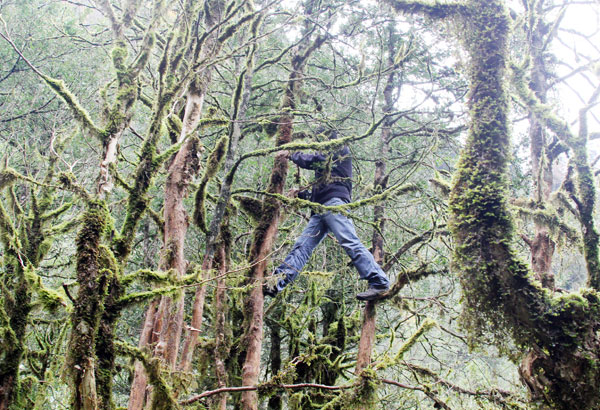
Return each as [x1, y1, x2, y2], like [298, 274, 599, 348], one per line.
[322, 198, 390, 289]
[274, 214, 327, 291]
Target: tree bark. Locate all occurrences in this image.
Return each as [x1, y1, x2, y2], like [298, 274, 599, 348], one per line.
[526, 0, 555, 290]
[178, 26, 258, 373]
[142, 2, 229, 403]
[240, 27, 326, 409]
[356, 22, 399, 377]
[213, 243, 230, 410]
[67, 201, 109, 410]
[127, 300, 158, 410]
[240, 151, 288, 410]
[267, 314, 282, 410]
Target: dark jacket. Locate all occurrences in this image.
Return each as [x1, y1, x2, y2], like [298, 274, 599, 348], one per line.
[290, 146, 352, 204]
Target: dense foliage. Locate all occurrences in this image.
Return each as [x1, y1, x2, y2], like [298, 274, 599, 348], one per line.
[0, 0, 599, 409]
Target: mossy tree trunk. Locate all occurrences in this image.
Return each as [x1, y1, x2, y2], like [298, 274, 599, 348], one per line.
[128, 2, 257, 407]
[266, 311, 283, 410]
[386, 0, 600, 408]
[450, 1, 600, 408]
[67, 200, 109, 410]
[150, 0, 224, 370]
[522, 0, 555, 290]
[354, 29, 412, 410]
[517, 0, 559, 395]
[356, 22, 401, 381]
[213, 240, 231, 410]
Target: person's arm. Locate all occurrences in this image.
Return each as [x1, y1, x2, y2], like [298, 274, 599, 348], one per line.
[290, 151, 327, 170]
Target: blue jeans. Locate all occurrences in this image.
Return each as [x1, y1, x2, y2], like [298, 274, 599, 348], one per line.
[273, 197, 390, 292]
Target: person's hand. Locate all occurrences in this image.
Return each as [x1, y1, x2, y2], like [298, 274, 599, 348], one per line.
[279, 149, 290, 158]
[297, 190, 311, 200]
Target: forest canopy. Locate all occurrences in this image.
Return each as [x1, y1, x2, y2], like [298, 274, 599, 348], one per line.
[1, 0, 599, 409]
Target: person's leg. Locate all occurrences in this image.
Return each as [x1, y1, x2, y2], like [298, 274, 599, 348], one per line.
[322, 198, 390, 290]
[271, 213, 328, 292]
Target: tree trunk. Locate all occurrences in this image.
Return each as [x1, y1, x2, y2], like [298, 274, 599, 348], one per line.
[267, 313, 282, 410]
[240, 29, 326, 409]
[356, 22, 398, 377]
[127, 300, 158, 410]
[526, 0, 555, 290]
[139, 3, 229, 403]
[67, 201, 109, 410]
[214, 243, 230, 410]
[240, 155, 288, 410]
[178, 30, 258, 374]
[355, 303, 377, 375]
[0, 265, 30, 410]
[152, 128, 203, 366]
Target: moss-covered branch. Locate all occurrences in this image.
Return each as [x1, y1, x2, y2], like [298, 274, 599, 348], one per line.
[234, 182, 416, 217]
[114, 342, 180, 410]
[0, 168, 19, 191]
[513, 205, 580, 245]
[511, 61, 575, 142]
[58, 172, 91, 201]
[512, 61, 600, 289]
[24, 267, 68, 312]
[375, 318, 436, 370]
[116, 286, 181, 309]
[227, 113, 398, 182]
[193, 134, 228, 232]
[42, 76, 105, 140]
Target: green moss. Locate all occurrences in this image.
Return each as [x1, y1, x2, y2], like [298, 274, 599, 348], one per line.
[121, 269, 172, 287]
[58, 172, 90, 200]
[41, 75, 103, 139]
[111, 46, 128, 72]
[234, 195, 263, 223]
[116, 286, 180, 308]
[66, 199, 111, 408]
[513, 205, 579, 245]
[197, 117, 229, 128]
[236, 182, 415, 217]
[0, 168, 18, 190]
[193, 135, 228, 231]
[114, 342, 180, 409]
[378, 318, 436, 369]
[24, 267, 67, 312]
[167, 115, 182, 140]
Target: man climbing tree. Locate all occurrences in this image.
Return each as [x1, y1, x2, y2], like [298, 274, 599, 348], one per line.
[264, 129, 391, 301]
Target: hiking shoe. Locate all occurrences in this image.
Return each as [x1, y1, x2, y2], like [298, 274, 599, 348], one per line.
[356, 286, 388, 301]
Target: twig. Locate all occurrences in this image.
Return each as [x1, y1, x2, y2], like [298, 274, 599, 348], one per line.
[180, 382, 358, 405]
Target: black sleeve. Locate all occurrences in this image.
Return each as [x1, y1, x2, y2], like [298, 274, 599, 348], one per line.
[290, 151, 327, 170]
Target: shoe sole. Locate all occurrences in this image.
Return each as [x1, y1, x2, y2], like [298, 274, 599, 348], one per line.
[356, 291, 388, 301]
